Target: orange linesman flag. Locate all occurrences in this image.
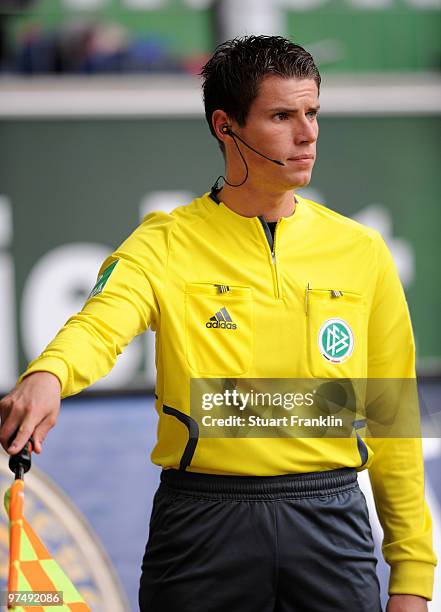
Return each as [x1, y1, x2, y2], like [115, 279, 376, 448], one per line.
[5, 458, 90, 611]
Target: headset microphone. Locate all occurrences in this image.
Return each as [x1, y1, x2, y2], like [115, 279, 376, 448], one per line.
[221, 125, 285, 167]
[212, 124, 285, 191]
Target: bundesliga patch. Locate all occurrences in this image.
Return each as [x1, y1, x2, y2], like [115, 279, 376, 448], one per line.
[318, 318, 354, 363]
[88, 259, 119, 299]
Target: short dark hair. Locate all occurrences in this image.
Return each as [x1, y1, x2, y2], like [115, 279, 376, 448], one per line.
[201, 35, 321, 149]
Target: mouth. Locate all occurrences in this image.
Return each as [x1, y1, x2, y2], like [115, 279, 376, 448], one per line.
[288, 155, 315, 161]
[287, 156, 314, 166]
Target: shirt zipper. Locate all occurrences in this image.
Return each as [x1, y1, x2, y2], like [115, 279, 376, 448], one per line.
[257, 217, 282, 299]
[272, 222, 281, 298]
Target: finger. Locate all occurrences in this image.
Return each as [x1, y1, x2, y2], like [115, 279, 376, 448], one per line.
[0, 410, 24, 452]
[7, 415, 38, 455]
[0, 396, 12, 423]
[32, 415, 56, 454]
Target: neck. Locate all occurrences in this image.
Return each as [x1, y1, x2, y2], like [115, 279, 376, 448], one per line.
[216, 182, 296, 222]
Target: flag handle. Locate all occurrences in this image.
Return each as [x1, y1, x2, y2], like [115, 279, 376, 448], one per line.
[8, 434, 33, 480]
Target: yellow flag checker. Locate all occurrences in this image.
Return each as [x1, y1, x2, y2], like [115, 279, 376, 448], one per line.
[4, 479, 90, 611]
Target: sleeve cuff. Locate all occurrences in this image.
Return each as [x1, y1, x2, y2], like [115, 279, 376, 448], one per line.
[389, 561, 435, 600]
[18, 357, 70, 397]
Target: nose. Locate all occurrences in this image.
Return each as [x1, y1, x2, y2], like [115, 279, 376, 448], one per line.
[294, 116, 318, 145]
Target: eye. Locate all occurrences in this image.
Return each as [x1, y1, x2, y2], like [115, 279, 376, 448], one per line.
[306, 110, 319, 119]
[274, 112, 289, 121]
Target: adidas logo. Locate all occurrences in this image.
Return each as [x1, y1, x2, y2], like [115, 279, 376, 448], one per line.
[206, 307, 237, 329]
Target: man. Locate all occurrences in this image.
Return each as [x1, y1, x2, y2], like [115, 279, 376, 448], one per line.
[0, 36, 436, 611]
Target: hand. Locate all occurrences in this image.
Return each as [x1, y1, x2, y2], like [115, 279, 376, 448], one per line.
[0, 372, 61, 455]
[386, 594, 428, 611]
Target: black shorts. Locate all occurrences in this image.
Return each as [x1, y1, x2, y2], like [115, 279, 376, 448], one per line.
[139, 468, 382, 612]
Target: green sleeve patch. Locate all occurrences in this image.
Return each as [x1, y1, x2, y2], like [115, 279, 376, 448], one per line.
[88, 259, 119, 299]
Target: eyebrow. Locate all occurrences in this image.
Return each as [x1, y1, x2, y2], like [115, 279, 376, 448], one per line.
[269, 105, 321, 113]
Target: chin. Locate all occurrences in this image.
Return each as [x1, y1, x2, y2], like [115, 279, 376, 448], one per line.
[285, 173, 312, 189]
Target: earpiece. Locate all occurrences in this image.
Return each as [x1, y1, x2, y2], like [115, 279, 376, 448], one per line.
[221, 125, 231, 135]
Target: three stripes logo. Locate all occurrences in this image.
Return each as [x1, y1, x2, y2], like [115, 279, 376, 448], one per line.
[206, 307, 237, 330]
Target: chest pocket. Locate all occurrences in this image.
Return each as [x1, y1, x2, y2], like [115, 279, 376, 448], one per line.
[185, 282, 254, 376]
[306, 287, 367, 378]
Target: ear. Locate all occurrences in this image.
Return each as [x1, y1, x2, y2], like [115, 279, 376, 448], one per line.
[212, 110, 231, 142]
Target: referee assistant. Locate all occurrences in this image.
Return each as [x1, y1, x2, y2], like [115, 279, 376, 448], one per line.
[0, 36, 436, 612]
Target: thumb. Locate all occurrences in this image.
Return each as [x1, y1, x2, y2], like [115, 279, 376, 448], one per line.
[32, 415, 56, 454]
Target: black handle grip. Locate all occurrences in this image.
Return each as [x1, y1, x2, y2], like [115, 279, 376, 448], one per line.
[8, 433, 33, 480]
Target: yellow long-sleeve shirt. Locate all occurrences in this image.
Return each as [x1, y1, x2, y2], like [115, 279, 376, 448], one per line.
[20, 192, 436, 598]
